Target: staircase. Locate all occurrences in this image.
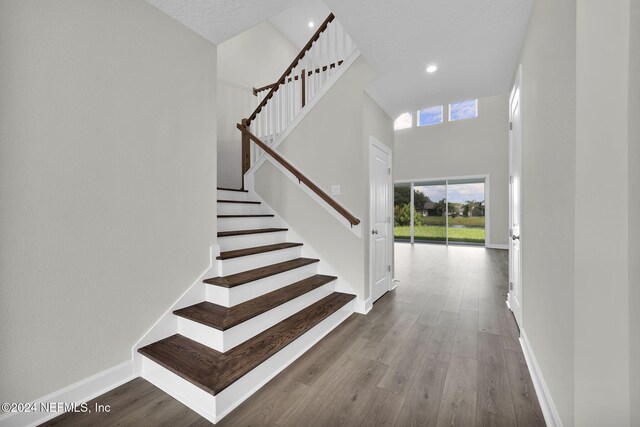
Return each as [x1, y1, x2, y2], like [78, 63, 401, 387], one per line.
[137, 188, 357, 423]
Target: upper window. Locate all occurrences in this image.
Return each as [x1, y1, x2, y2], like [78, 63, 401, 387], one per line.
[417, 106, 443, 126]
[394, 112, 413, 130]
[449, 99, 478, 121]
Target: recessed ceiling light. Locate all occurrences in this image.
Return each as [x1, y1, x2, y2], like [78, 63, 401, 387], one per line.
[426, 65, 438, 73]
[308, 21, 315, 28]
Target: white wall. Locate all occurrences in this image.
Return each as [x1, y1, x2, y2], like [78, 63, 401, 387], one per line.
[575, 1, 631, 425]
[517, 0, 638, 425]
[217, 22, 298, 189]
[393, 95, 509, 247]
[255, 56, 393, 303]
[516, 0, 577, 424]
[0, 0, 217, 405]
[629, 1, 640, 423]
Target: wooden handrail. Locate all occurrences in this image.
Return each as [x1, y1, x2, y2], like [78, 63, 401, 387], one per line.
[237, 124, 360, 226]
[252, 60, 344, 96]
[246, 13, 335, 126]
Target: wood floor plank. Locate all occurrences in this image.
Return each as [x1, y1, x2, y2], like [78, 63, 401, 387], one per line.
[284, 314, 367, 386]
[436, 355, 478, 427]
[417, 293, 448, 327]
[424, 311, 459, 363]
[43, 378, 205, 427]
[352, 312, 420, 364]
[216, 376, 309, 427]
[377, 322, 434, 395]
[477, 332, 516, 422]
[278, 356, 388, 426]
[504, 349, 546, 427]
[452, 309, 479, 359]
[394, 357, 448, 427]
[347, 386, 406, 427]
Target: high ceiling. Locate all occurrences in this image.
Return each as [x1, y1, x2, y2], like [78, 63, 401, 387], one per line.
[148, 0, 533, 119]
[146, 0, 299, 44]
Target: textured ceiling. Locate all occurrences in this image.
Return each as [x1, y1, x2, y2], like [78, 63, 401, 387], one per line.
[146, 0, 299, 44]
[268, 0, 332, 49]
[148, 0, 533, 119]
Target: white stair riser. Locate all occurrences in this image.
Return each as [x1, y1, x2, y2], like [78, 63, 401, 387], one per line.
[178, 281, 335, 352]
[217, 217, 279, 232]
[216, 190, 250, 201]
[140, 299, 355, 424]
[219, 247, 302, 276]
[141, 357, 216, 422]
[218, 231, 287, 252]
[217, 203, 269, 216]
[206, 263, 319, 306]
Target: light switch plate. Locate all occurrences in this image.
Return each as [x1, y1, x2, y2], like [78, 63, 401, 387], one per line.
[330, 185, 341, 195]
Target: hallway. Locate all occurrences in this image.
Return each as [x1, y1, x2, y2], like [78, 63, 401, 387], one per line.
[47, 244, 544, 426]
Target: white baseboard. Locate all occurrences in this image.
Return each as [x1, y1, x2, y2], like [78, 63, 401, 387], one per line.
[486, 243, 509, 250]
[354, 297, 372, 314]
[0, 361, 134, 427]
[520, 329, 563, 427]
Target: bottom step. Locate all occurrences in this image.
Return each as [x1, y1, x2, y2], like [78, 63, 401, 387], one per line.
[138, 292, 355, 423]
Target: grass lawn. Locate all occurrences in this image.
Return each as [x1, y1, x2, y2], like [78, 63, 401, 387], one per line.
[394, 225, 485, 244]
[418, 216, 485, 227]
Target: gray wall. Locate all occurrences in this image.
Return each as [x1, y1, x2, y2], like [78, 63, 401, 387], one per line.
[255, 56, 393, 302]
[393, 94, 509, 247]
[0, 0, 217, 404]
[217, 22, 298, 189]
[516, 0, 577, 424]
[629, 1, 640, 423]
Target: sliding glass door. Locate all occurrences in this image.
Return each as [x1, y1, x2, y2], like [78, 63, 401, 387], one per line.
[394, 177, 486, 246]
[413, 181, 447, 243]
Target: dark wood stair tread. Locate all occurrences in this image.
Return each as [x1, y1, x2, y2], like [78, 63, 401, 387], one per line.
[173, 274, 337, 330]
[204, 258, 319, 288]
[217, 199, 261, 204]
[217, 187, 248, 193]
[138, 292, 355, 395]
[218, 228, 288, 237]
[217, 214, 274, 218]
[217, 242, 303, 260]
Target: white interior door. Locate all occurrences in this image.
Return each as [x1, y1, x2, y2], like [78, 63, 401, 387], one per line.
[369, 139, 392, 303]
[508, 66, 523, 328]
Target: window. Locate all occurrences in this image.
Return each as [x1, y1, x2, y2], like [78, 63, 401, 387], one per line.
[394, 112, 412, 130]
[417, 106, 443, 126]
[449, 99, 478, 121]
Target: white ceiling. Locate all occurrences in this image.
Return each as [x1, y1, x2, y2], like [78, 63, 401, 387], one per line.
[148, 0, 533, 119]
[268, 0, 332, 49]
[146, 0, 299, 44]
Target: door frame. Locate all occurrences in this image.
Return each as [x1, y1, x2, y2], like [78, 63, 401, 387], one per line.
[394, 174, 491, 247]
[508, 64, 523, 327]
[368, 136, 394, 309]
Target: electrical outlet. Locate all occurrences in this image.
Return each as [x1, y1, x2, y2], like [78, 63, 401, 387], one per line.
[331, 185, 341, 195]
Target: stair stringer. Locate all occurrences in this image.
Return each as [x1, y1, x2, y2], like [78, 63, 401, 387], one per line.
[245, 189, 369, 314]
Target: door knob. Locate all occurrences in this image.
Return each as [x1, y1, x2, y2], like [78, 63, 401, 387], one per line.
[372, 229, 378, 235]
[512, 235, 520, 240]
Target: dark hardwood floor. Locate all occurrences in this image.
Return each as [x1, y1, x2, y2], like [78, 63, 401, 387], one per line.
[44, 244, 544, 427]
